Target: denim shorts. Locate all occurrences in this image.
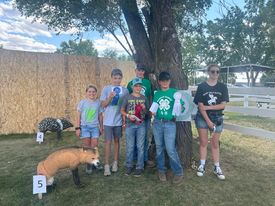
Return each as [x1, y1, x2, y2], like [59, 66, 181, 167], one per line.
[195, 113, 223, 133]
[80, 125, 100, 139]
[104, 125, 122, 141]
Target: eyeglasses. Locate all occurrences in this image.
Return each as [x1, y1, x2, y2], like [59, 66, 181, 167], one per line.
[210, 70, 220, 74]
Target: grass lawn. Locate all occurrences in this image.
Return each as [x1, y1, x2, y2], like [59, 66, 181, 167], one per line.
[0, 130, 275, 206]
[224, 111, 275, 132]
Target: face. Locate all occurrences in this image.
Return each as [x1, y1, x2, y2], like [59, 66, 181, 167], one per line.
[159, 79, 171, 90]
[83, 148, 100, 167]
[208, 66, 220, 80]
[135, 69, 145, 78]
[111, 75, 122, 86]
[86, 87, 97, 100]
[133, 84, 142, 93]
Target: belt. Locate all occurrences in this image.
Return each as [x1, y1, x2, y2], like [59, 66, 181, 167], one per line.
[157, 118, 176, 122]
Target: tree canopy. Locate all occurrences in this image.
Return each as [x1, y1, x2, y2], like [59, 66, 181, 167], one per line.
[55, 39, 98, 56]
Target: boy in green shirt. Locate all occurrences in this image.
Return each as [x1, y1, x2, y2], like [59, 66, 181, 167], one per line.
[151, 71, 183, 184]
[127, 65, 153, 167]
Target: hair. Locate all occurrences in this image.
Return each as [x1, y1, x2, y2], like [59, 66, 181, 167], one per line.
[207, 64, 220, 71]
[158, 71, 171, 81]
[86, 85, 97, 92]
[111, 68, 123, 77]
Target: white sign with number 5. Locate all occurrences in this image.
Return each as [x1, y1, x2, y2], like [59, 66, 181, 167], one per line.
[33, 175, 46, 195]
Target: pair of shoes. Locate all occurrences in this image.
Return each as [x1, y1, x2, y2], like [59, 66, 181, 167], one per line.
[111, 161, 118, 172]
[213, 166, 225, 180]
[133, 169, 143, 177]
[197, 164, 205, 177]
[125, 167, 132, 176]
[173, 175, 183, 184]
[104, 164, 111, 176]
[145, 160, 155, 168]
[86, 164, 92, 175]
[158, 172, 167, 182]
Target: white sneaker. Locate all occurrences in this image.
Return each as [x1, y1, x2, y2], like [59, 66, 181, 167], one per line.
[197, 164, 205, 177]
[111, 161, 118, 172]
[104, 164, 111, 176]
[214, 166, 225, 180]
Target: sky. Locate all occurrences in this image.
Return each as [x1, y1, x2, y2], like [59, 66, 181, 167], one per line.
[0, 0, 244, 55]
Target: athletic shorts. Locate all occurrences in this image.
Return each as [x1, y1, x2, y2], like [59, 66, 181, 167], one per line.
[104, 125, 122, 141]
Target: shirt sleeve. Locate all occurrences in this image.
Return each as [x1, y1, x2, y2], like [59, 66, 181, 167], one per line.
[193, 84, 203, 104]
[121, 95, 128, 109]
[77, 100, 83, 112]
[100, 86, 108, 101]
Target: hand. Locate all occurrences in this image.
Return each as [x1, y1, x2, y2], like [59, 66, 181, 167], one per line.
[207, 120, 215, 130]
[99, 128, 104, 136]
[129, 115, 136, 122]
[109, 91, 116, 99]
[141, 103, 146, 110]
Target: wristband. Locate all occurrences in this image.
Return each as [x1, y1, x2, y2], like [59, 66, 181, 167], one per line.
[75, 127, 81, 130]
[126, 114, 129, 118]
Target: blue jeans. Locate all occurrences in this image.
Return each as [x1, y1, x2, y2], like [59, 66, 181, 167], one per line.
[153, 119, 183, 176]
[133, 118, 150, 162]
[125, 122, 146, 169]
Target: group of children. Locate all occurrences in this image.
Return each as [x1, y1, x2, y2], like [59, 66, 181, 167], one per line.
[75, 64, 228, 184]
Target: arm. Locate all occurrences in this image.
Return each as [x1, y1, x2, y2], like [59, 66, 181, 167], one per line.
[75, 111, 81, 137]
[199, 102, 227, 111]
[99, 112, 103, 134]
[198, 102, 215, 129]
[101, 91, 115, 108]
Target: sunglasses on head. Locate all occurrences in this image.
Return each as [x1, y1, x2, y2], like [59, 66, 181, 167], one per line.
[210, 70, 220, 74]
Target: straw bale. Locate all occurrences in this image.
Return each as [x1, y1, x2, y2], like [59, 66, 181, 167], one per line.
[0, 49, 135, 134]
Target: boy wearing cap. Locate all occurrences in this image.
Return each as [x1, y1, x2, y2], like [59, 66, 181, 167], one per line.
[127, 65, 153, 167]
[121, 77, 149, 177]
[151, 71, 183, 184]
[100, 68, 129, 176]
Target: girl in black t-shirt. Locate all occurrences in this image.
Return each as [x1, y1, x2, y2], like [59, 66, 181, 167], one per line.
[193, 64, 229, 180]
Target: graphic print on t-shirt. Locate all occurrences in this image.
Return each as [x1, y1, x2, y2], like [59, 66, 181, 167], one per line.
[208, 93, 217, 105]
[159, 97, 171, 116]
[140, 86, 146, 96]
[85, 108, 96, 122]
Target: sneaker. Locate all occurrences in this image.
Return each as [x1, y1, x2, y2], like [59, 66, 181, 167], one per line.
[104, 164, 111, 176]
[173, 175, 183, 184]
[213, 166, 225, 180]
[86, 164, 92, 175]
[158, 172, 167, 182]
[197, 164, 205, 177]
[111, 161, 118, 172]
[125, 167, 132, 176]
[133, 169, 142, 177]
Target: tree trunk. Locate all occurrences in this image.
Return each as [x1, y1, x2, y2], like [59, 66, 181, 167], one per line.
[120, 0, 193, 167]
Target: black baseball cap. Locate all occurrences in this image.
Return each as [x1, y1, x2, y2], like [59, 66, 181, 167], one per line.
[135, 64, 145, 71]
[158, 71, 171, 81]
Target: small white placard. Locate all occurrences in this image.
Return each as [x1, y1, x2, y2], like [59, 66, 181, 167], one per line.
[149, 102, 159, 113]
[36, 132, 44, 143]
[33, 175, 47, 194]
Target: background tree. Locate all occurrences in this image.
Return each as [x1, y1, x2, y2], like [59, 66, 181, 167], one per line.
[102, 48, 132, 61]
[56, 39, 98, 56]
[15, 0, 212, 166]
[199, 0, 275, 86]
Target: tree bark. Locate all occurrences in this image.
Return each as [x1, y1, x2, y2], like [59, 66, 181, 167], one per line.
[120, 0, 193, 167]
